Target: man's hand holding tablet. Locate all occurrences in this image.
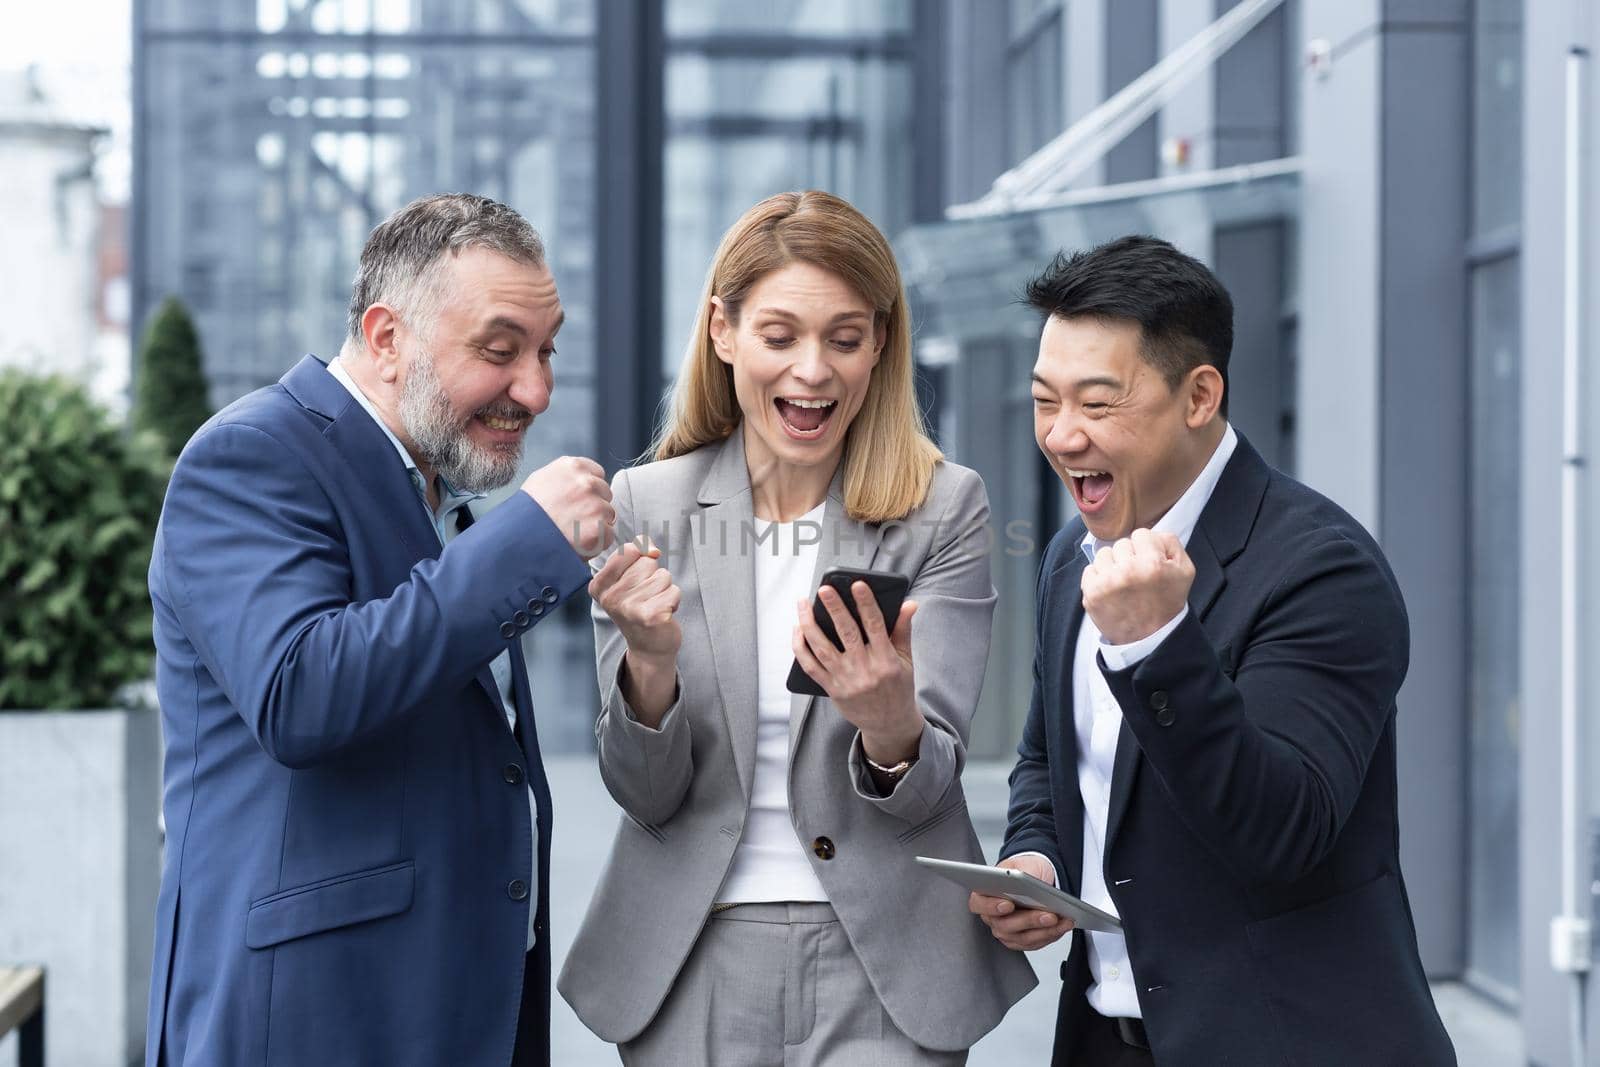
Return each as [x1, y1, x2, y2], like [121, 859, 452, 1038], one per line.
[961, 854, 1078, 952]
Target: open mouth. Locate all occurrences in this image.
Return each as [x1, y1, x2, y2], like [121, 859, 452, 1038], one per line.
[477, 412, 528, 438]
[1065, 467, 1114, 513]
[774, 397, 837, 440]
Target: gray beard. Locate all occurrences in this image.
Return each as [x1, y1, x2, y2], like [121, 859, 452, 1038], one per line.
[397, 345, 525, 494]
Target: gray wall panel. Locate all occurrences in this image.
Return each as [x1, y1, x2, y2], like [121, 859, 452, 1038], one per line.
[1379, 13, 1471, 978]
[1297, 5, 1380, 530]
[1066, 0, 1107, 188]
[1105, 0, 1159, 183]
[1300, 0, 1470, 977]
[1160, 0, 1217, 173]
[1213, 223, 1290, 468]
[1214, 0, 1288, 166]
[942, 0, 1010, 204]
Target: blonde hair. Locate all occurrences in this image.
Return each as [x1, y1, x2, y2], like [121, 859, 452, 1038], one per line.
[654, 190, 942, 524]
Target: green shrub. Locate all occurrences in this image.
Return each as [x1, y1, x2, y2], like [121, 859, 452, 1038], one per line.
[133, 295, 212, 458]
[0, 372, 167, 709]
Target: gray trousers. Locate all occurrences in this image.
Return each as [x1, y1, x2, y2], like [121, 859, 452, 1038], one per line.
[618, 902, 969, 1067]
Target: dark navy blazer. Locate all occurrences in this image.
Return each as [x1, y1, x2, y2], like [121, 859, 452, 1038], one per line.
[145, 355, 589, 1066]
[1001, 434, 1455, 1066]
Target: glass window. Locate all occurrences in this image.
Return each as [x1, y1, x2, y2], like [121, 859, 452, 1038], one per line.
[137, 1, 601, 750]
[1463, 0, 1523, 1004]
[1465, 254, 1521, 1001]
[1005, 0, 1063, 166]
[1472, 0, 1522, 235]
[666, 0, 909, 38]
[661, 14, 916, 374]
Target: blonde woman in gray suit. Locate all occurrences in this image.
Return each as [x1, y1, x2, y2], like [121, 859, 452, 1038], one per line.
[558, 190, 1036, 1065]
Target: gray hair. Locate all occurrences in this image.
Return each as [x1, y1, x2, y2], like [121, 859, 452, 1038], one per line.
[346, 192, 546, 346]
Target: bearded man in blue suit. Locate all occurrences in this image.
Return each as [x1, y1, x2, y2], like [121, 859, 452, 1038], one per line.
[145, 193, 614, 1066]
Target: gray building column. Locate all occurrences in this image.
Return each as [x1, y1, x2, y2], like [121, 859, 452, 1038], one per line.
[941, 0, 1010, 204]
[593, 1, 664, 471]
[1298, 0, 1470, 976]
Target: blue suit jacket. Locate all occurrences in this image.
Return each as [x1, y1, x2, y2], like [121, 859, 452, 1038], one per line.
[145, 355, 589, 1066]
[1001, 434, 1455, 1066]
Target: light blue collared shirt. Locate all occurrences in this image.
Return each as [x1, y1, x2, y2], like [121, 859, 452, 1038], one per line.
[328, 355, 538, 950]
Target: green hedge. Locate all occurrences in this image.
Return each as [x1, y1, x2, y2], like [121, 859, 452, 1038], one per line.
[133, 295, 212, 458]
[0, 372, 168, 709]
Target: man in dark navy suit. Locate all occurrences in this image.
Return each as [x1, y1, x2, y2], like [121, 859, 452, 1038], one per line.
[146, 194, 613, 1065]
[970, 236, 1454, 1066]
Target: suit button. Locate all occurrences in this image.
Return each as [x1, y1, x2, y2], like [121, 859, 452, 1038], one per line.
[531, 602, 545, 617]
[1149, 690, 1169, 711]
[1155, 707, 1176, 727]
[811, 836, 836, 861]
[507, 879, 528, 901]
[513, 610, 530, 628]
[541, 586, 558, 604]
[499, 621, 516, 639]
[503, 763, 524, 785]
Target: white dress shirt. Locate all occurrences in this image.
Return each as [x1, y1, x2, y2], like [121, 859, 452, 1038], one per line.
[1022, 423, 1237, 1020]
[716, 503, 830, 904]
[328, 356, 539, 950]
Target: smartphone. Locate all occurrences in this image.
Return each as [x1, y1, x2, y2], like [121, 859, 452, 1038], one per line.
[785, 567, 911, 696]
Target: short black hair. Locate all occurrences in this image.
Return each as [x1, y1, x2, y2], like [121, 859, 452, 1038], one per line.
[1024, 235, 1233, 416]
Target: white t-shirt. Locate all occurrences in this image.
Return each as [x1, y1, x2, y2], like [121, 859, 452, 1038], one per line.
[716, 502, 829, 904]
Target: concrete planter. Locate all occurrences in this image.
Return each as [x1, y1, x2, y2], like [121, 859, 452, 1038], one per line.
[0, 706, 161, 1067]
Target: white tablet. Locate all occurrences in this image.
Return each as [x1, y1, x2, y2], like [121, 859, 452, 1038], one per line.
[915, 856, 1123, 933]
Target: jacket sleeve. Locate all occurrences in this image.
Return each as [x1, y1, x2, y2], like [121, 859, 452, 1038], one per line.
[846, 467, 997, 825]
[157, 421, 591, 769]
[592, 467, 695, 826]
[1102, 530, 1409, 884]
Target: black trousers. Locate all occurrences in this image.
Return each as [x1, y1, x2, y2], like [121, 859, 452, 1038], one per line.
[512, 949, 549, 1067]
[1068, 1011, 1156, 1067]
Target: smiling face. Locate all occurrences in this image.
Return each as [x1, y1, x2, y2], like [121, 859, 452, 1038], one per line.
[379, 246, 562, 492]
[711, 260, 883, 486]
[1031, 314, 1224, 542]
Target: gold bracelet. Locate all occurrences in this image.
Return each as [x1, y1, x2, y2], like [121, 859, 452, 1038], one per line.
[864, 755, 915, 780]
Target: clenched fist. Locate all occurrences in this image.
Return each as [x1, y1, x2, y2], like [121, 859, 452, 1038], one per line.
[1080, 528, 1195, 645]
[590, 541, 683, 660]
[590, 540, 682, 724]
[521, 456, 614, 559]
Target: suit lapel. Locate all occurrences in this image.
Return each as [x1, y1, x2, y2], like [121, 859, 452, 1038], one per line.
[284, 355, 437, 565]
[1102, 433, 1269, 852]
[506, 638, 552, 836]
[283, 356, 516, 728]
[455, 505, 516, 716]
[1104, 529, 1228, 849]
[788, 486, 882, 753]
[1049, 547, 1090, 895]
[690, 434, 761, 798]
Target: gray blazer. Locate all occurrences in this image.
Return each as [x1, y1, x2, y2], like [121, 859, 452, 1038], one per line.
[557, 432, 1036, 1052]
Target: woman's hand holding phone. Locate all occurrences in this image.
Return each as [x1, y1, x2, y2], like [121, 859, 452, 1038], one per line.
[791, 580, 924, 765]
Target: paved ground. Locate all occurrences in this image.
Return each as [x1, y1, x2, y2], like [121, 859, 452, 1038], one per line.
[0, 755, 1527, 1066]
[545, 756, 1526, 1066]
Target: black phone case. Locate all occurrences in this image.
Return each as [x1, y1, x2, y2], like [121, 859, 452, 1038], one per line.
[785, 568, 911, 697]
